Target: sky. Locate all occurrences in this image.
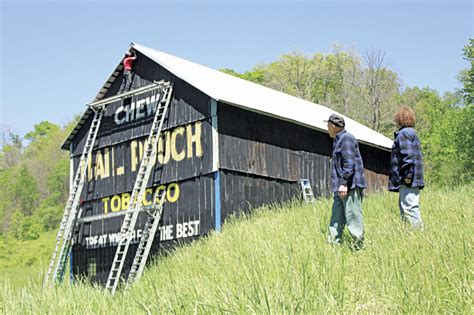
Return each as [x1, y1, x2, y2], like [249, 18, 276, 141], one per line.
[0, 0, 472, 139]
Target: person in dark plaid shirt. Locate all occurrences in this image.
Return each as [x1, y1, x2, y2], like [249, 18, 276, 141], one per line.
[389, 107, 425, 228]
[325, 114, 366, 250]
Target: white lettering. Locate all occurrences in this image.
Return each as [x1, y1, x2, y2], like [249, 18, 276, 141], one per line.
[176, 220, 200, 239]
[84, 220, 199, 248]
[136, 99, 146, 119]
[114, 93, 163, 126]
[114, 106, 125, 125]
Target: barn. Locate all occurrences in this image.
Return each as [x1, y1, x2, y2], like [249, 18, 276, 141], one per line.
[61, 43, 392, 284]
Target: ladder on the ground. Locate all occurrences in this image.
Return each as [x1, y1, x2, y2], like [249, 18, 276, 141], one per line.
[44, 107, 104, 287]
[126, 190, 166, 287]
[300, 179, 316, 203]
[106, 82, 173, 294]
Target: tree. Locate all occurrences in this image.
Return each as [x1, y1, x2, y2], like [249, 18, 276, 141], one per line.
[13, 165, 39, 216]
[0, 126, 23, 169]
[328, 44, 363, 117]
[24, 121, 59, 142]
[219, 68, 265, 84]
[361, 49, 399, 133]
[459, 38, 473, 106]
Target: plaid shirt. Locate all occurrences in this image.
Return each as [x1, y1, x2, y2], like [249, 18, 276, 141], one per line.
[388, 127, 425, 192]
[331, 130, 367, 192]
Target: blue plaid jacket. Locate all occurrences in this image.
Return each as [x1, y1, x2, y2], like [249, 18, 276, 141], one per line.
[388, 127, 425, 192]
[331, 130, 367, 192]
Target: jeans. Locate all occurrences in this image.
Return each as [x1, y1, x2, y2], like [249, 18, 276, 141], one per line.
[399, 186, 423, 228]
[328, 188, 364, 248]
[119, 70, 133, 93]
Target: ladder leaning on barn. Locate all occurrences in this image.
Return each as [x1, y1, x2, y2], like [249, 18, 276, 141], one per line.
[106, 82, 173, 294]
[44, 81, 172, 288]
[43, 106, 104, 287]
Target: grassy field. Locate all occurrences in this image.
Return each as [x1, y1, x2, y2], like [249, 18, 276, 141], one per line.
[1, 186, 472, 313]
[0, 230, 56, 290]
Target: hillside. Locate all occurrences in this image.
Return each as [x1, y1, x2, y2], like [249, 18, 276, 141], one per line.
[1, 186, 472, 313]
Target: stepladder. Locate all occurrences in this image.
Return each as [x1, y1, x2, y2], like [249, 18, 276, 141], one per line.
[106, 81, 173, 294]
[300, 179, 316, 203]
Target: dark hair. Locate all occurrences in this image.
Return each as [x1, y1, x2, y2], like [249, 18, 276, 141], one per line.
[394, 106, 416, 127]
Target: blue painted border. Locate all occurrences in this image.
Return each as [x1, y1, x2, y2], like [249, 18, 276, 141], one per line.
[213, 171, 221, 232]
[69, 248, 74, 284]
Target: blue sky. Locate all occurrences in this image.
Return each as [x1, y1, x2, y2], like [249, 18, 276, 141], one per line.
[0, 0, 472, 139]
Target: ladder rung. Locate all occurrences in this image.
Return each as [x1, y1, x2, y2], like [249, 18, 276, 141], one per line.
[106, 83, 172, 293]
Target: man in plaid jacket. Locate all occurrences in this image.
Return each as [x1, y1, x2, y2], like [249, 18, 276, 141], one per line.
[325, 114, 366, 250]
[389, 107, 425, 228]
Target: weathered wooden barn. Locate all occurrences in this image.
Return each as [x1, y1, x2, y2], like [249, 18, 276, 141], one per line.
[62, 43, 392, 284]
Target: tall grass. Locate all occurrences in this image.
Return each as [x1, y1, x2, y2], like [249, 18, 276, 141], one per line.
[0, 230, 56, 290]
[1, 186, 472, 313]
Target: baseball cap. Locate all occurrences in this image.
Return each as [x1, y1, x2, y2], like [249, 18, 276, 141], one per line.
[324, 113, 345, 127]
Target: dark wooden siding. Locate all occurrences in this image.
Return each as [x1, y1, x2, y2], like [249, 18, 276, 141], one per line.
[219, 170, 300, 222]
[218, 102, 389, 199]
[72, 174, 215, 284]
[359, 143, 391, 175]
[70, 55, 218, 284]
[70, 54, 215, 214]
[73, 119, 213, 207]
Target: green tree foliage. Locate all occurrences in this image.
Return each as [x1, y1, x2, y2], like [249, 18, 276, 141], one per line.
[24, 121, 60, 142]
[0, 120, 74, 240]
[0, 128, 23, 170]
[398, 87, 473, 185]
[219, 68, 265, 84]
[220, 45, 400, 135]
[460, 38, 473, 106]
[10, 210, 41, 240]
[13, 166, 39, 216]
[0, 169, 16, 233]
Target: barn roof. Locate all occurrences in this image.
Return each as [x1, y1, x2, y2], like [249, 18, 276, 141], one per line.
[62, 43, 393, 151]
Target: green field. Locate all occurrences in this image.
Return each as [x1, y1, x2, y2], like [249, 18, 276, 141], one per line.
[0, 230, 56, 290]
[1, 186, 472, 313]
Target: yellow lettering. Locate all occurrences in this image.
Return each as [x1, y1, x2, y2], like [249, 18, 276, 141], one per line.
[131, 140, 139, 172]
[167, 183, 180, 202]
[122, 193, 130, 210]
[139, 139, 144, 162]
[111, 195, 121, 212]
[157, 131, 171, 165]
[101, 183, 181, 214]
[187, 122, 203, 158]
[111, 146, 115, 177]
[142, 188, 153, 206]
[171, 127, 186, 161]
[155, 185, 167, 203]
[104, 148, 110, 178]
[95, 151, 105, 180]
[87, 156, 93, 182]
[102, 197, 110, 214]
[116, 166, 124, 176]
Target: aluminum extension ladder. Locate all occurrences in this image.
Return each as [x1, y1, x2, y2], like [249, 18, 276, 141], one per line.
[300, 179, 316, 203]
[106, 82, 173, 294]
[44, 81, 170, 287]
[126, 190, 166, 287]
[44, 107, 104, 287]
